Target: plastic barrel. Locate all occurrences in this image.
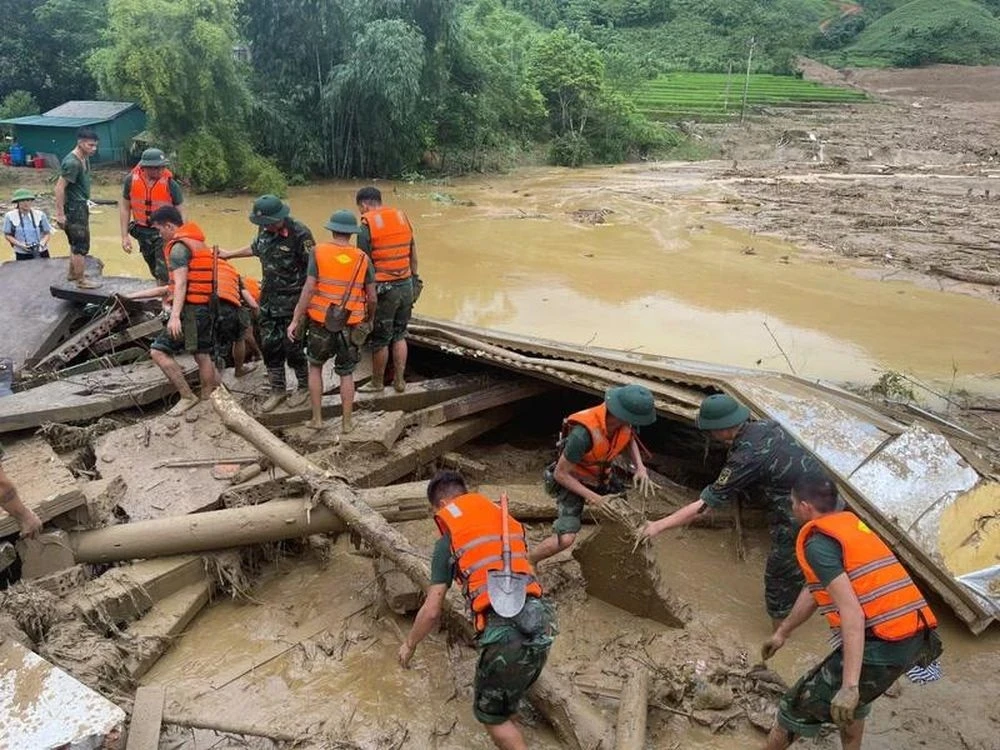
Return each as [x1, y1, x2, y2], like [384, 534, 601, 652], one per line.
[33, 155, 45, 170]
[9, 144, 25, 167]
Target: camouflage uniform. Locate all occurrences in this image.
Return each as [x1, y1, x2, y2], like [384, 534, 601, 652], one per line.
[474, 599, 556, 725]
[700, 420, 820, 619]
[251, 218, 314, 391]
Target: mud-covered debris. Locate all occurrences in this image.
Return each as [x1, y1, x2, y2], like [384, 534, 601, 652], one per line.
[39, 619, 134, 702]
[0, 582, 58, 642]
[569, 208, 615, 225]
[38, 417, 121, 452]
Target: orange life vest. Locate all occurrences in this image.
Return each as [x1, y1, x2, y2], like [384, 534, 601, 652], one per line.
[307, 243, 370, 326]
[362, 206, 413, 282]
[242, 276, 261, 304]
[165, 223, 241, 307]
[434, 492, 543, 632]
[560, 404, 633, 487]
[128, 166, 175, 226]
[796, 511, 937, 641]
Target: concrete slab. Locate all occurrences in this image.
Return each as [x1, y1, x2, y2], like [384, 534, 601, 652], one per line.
[0, 256, 101, 376]
[125, 685, 164, 750]
[0, 436, 86, 536]
[0, 357, 198, 434]
[0, 639, 126, 750]
[50, 275, 151, 306]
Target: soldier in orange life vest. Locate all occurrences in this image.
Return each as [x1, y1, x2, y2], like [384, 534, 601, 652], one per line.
[355, 186, 421, 395]
[400, 471, 555, 750]
[761, 470, 940, 750]
[135, 206, 245, 417]
[118, 148, 184, 284]
[288, 210, 376, 433]
[530, 384, 658, 565]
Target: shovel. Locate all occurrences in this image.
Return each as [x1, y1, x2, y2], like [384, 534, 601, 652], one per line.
[486, 492, 530, 618]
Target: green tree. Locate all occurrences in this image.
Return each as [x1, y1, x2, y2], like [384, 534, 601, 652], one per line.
[91, 0, 283, 192]
[530, 29, 604, 136]
[0, 91, 40, 119]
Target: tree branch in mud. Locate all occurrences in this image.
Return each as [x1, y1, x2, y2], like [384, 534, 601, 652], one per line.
[210, 386, 614, 750]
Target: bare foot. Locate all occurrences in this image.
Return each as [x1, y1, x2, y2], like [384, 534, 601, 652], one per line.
[235, 362, 258, 378]
[306, 417, 324, 430]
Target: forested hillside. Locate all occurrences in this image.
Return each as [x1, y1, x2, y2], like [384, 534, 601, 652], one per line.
[1, 0, 998, 186]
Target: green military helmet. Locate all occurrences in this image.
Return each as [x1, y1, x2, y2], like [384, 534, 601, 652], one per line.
[249, 194, 290, 226]
[697, 393, 750, 431]
[11, 188, 36, 203]
[605, 384, 656, 427]
[138, 148, 169, 167]
[324, 209, 361, 234]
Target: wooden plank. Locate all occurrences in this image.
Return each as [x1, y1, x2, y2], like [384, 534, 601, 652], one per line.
[341, 406, 516, 488]
[125, 685, 165, 750]
[0, 256, 99, 375]
[0, 437, 86, 537]
[59, 555, 206, 626]
[125, 580, 212, 680]
[258, 374, 486, 428]
[0, 357, 198, 434]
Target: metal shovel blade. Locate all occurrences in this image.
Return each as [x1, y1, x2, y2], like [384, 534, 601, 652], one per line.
[486, 493, 528, 618]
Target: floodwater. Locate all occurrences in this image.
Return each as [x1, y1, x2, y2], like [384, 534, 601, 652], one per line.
[50, 164, 999, 397]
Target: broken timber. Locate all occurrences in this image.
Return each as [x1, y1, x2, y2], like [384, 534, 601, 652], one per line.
[615, 666, 650, 750]
[409, 316, 1000, 633]
[0, 357, 198, 434]
[125, 685, 165, 750]
[210, 385, 614, 750]
[0, 437, 86, 537]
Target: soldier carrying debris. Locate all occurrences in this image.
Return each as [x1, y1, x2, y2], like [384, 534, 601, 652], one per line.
[760, 470, 941, 750]
[530, 384, 657, 565]
[640, 393, 821, 629]
[399, 470, 555, 750]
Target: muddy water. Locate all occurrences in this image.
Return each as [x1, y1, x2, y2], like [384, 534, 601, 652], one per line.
[58, 165, 998, 397]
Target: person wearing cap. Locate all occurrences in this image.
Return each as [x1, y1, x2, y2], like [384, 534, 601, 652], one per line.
[54, 126, 100, 289]
[288, 210, 376, 434]
[355, 186, 421, 395]
[119, 148, 184, 284]
[530, 384, 657, 565]
[219, 196, 315, 413]
[641, 393, 820, 628]
[3, 189, 52, 260]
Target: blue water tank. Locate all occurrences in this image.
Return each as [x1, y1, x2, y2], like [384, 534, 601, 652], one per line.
[9, 143, 25, 167]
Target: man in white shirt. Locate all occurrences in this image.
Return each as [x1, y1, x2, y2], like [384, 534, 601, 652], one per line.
[3, 189, 52, 260]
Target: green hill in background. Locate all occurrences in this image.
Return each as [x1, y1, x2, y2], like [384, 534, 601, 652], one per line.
[825, 0, 1000, 66]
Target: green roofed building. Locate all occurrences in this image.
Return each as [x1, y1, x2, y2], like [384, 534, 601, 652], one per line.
[0, 101, 147, 165]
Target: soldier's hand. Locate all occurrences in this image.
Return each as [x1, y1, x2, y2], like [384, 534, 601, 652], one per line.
[18, 509, 43, 539]
[632, 469, 659, 499]
[830, 685, 860, 726]
[761, 632, 786, 662]
[121, 237, 133, 253]
[167, 315, 183, 340]
[286, 322, 297, 342]
[398, 641, 415, 669]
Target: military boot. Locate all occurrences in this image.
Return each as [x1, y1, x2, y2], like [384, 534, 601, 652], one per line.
[287, 364, 310, 407]
[259, 367, 288, 413]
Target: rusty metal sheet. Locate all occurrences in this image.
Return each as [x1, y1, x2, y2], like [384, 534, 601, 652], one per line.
[0, 640, 125, 749]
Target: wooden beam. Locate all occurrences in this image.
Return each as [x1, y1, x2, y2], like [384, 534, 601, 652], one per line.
[614, 667, 649, 750]
[125, 685, 164, 750]
[258, 374, 487, 428]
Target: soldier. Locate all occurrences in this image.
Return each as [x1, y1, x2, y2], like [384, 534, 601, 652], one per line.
[220, 196, 315, 412]
[399, 470, 555, 750]
[641, 393, 820, 628]
[119, 148, 184, 284]
[530, 385, 657, 565]
[761, 471, 940, 750]
[355, 186, 421, 394]
[54, 126, 100, 288]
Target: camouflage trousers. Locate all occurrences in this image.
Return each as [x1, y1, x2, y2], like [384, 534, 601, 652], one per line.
[474, 599, 555, 725]
[131, 226, 168, 285]
[778, 648, 909, 737]
[258, 307, 307, 389]
[764, 542, 805, 621]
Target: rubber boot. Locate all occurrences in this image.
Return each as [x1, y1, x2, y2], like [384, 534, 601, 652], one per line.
[286, 364, 310, 407]
[259, 367, 287, 413]
[341, 411, 354, 434]
[392, 371, 406, 393]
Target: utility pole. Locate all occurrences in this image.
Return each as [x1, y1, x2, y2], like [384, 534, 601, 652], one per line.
[740, 36, 756, 125]
[724, 60, 734, 113]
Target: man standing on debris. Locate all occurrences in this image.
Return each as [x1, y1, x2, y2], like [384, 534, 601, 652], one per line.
[54, 127, 100, 289]
[0, 459, 42, 538]
[641, 393, 819, 628]
[287, 210, 376, 433]
[143, 206, 244, 416]
[356, 186, 421, 395]
[4, 189, 52, 260]
[761, 471, 940, 750]
[399, 470, 555, 750]
[219, 196, 314, 412]
[530, 384, 657, 564]
[119, 148, 184, 284]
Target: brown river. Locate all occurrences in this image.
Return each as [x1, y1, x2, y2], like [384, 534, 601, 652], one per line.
[49, 163, 999, 398]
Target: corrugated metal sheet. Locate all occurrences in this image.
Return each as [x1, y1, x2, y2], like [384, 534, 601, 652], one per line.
[0, 115, 110, 127]
[43, 100, 137, 120]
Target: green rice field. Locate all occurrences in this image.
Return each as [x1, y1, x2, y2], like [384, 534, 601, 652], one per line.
[634, 73, 868, 123]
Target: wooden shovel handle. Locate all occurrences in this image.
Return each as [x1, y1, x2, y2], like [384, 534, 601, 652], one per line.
[500, 491, 511, 571]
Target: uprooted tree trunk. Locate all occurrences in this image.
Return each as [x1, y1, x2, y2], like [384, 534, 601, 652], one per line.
[211, 386, 614, 750]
